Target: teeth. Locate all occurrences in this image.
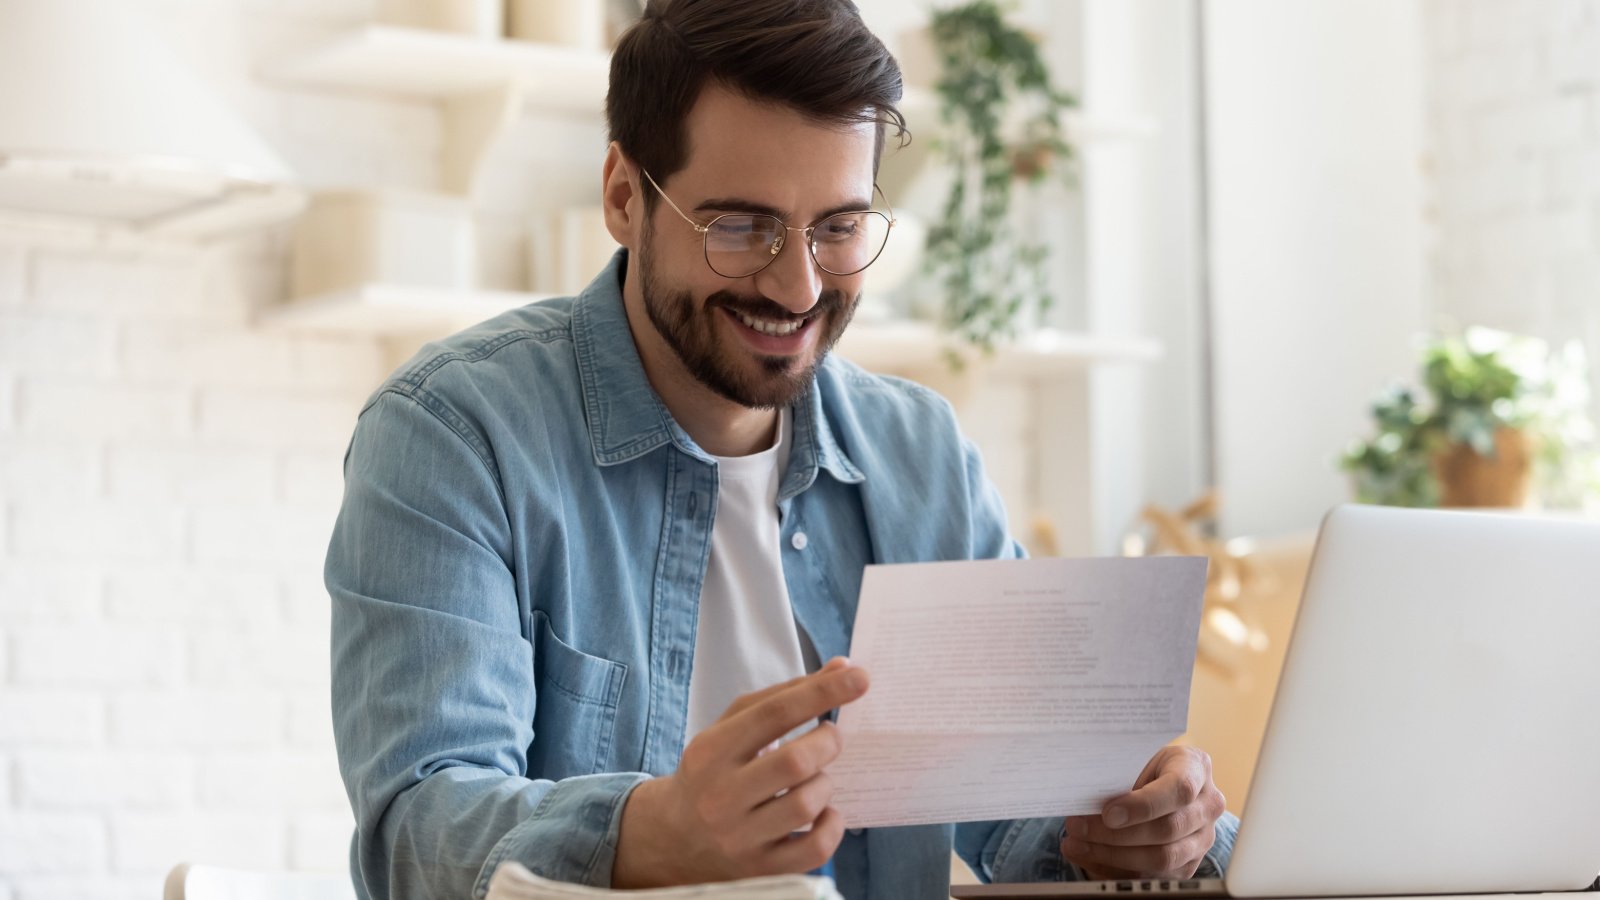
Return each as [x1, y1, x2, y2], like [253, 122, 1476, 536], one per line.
[735, 311, 804, 337]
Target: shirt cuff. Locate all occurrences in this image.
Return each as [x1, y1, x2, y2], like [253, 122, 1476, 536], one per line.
[472, 772, 650, 897]
[992, 816, 1084, 882]
[993, 810, 1241, 884]
[1195, 811, 1240, 878]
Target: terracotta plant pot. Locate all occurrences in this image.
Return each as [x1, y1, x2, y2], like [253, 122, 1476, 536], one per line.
[1009, 141, 1055, 179]
[1431, 427, 1535, 508]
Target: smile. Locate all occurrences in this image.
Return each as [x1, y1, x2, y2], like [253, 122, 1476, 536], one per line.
[732, 310, 807, 337]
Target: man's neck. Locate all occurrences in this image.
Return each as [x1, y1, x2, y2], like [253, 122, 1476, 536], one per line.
[621, 271, 779, 459]
[663, 386, 779, 459]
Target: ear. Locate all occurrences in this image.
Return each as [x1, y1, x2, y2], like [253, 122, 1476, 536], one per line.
[601, 142, 641, 249]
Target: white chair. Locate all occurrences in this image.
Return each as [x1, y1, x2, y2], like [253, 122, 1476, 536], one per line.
[163, 863, 357, 900]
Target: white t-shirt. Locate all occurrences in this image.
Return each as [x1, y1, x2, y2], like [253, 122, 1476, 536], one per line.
[685, 408, 819, 740]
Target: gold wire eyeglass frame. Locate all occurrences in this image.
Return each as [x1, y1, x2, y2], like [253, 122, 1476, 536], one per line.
[640, 168, 896, 279]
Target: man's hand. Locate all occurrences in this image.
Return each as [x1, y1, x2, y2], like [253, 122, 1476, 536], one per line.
[1060, 745, 1227, 880]
[612, 658, 870, 888]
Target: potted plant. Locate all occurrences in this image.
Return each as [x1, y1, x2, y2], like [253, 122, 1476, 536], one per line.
[1339, 384, 1439, 508]
[920, 0, 1077, 351]
[1340, 328, 1600, 509]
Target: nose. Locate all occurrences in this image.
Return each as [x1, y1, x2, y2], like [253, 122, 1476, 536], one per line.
[754, 227, 823, 317]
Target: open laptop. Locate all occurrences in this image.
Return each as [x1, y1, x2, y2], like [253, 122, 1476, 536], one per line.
[954, 504, 1600, 899]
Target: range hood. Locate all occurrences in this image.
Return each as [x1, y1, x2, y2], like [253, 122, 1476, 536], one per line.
[0, 0, 304, 238]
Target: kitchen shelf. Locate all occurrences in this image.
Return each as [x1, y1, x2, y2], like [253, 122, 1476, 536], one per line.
[261, 25, 610, 109]
[260, 284, 1161, 377]
[262, 26, 614, 191]
[261, 27, 1156, 192]
[837, 320, 1161, 377]
[260, 284, 556, 336]
[264, 28, 1159, 137]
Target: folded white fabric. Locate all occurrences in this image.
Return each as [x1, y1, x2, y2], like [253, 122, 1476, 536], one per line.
[485, 862, 845, 900]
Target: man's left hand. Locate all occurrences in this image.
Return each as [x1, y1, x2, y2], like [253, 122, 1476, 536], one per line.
[1060, 746, 1227, 880]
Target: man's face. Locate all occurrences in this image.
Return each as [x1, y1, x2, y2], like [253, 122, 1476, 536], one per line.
[633, 85, 878, 410]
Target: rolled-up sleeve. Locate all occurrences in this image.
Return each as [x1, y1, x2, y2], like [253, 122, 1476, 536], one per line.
[327, 388, 643, 899]
[958, 812, 1240, 884]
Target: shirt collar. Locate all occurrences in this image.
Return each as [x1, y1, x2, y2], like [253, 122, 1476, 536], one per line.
[570, 248, 864, 489]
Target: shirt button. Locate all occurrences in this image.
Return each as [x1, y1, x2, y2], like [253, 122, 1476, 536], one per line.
[790, 531, 808, 551]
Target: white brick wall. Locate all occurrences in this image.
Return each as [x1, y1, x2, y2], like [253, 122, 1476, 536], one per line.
[15, 381, 195, 443]
[15, 752, 194, 810]
[0, 692, 105, 746]
[109, 690, 287, 751]
[5, 875, 163, 900]
[110, 813, 286, 874]
[0, 812, 108, 876]
[0, 2, 391, 890]
[1425, 0, 1600, 381]
[0, 569, 101, 622]
[105, 569, 280, 628]
[11, 501, 188, 563]
[12, 626, 186, 689]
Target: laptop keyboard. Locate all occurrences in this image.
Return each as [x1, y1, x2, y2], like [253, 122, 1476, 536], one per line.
[1109, 880, 1222, 894]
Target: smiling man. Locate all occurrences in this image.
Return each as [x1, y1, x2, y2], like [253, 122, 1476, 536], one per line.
[326, 1, 1237, 898]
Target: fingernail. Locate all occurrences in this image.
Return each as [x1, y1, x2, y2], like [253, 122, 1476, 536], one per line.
[845, 669, 868, 691]
[1105, 807, 1129, 828]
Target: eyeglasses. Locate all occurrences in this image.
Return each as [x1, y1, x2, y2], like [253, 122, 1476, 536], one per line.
[641, 168, 896, 279]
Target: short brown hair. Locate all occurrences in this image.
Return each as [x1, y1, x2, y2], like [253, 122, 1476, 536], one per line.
[606, 0, 907, 197]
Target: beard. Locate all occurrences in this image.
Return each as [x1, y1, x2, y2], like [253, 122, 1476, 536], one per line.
[637, 223, 857, 410]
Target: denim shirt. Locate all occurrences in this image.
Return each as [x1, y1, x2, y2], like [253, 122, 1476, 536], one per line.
[327, 250, 1238, 900]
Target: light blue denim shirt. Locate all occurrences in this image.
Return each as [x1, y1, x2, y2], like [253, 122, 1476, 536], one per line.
[327, 250, 1238, 900]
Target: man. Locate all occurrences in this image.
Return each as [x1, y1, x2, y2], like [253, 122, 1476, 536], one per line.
[327, 1, 1237, 897]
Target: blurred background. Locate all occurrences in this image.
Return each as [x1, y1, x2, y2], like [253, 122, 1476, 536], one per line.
[0, 0, 1596, 895]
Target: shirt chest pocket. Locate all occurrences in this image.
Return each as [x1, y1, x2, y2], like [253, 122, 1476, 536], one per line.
[529, 610, 628, 778]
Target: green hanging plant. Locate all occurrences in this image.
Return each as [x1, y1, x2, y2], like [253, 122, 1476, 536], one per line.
[923, 0, 1078, 352]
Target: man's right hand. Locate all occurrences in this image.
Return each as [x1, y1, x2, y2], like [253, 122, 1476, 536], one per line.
[612, 657, 870, 887]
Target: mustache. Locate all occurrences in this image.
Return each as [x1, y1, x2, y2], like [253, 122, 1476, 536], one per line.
[707, 288, 850, 322]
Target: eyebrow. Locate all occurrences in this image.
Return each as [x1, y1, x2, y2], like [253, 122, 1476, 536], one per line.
[693, 196, 875, 222]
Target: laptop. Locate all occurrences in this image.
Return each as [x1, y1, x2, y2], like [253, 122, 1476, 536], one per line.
[954, 504, 1600, 899]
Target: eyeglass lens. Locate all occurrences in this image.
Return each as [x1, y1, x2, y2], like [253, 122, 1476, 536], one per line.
[703, 211, 892, 278]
